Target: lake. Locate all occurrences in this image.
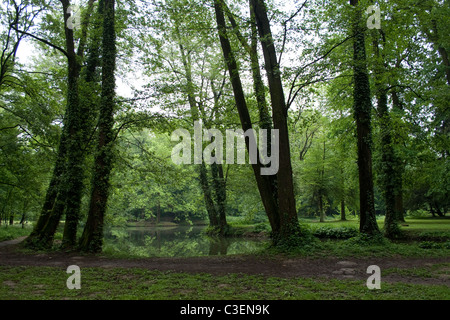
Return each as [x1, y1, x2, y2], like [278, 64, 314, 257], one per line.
[103, 225, 269, 258]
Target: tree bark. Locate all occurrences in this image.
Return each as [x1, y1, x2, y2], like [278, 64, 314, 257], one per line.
[250, 0, 300, 242]
[213, 0, 280, 237]
[372, 32, 399, 238]
[211, 163, 227, 234]
[340, 199, 346, 221]
[25, 0, 98, 249]
[79, 0, 116, 253]
[200, 162, 219, 227]
[350, 0, 380, 236]
[319, 141, 326, 222]
[177, 34, 221, 230]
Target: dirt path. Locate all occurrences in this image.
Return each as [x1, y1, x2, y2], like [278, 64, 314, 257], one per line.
[0, 237, 449, 286]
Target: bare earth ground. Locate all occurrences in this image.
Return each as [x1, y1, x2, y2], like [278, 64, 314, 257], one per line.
[0, 237, 449, 286]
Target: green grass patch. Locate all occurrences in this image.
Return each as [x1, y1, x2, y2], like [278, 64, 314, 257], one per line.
[383, 263, 450, 279]
[0, 266, 448, 300]
[0, 224, 32, 242]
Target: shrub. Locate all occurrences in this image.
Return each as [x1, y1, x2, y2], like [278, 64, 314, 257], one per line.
[253, 223, 270, 233]
[418, 241, 450, 249]
[345, 232, 387, 246]
[416, 231, 450, 242]
[406, 209, 430, 218]
[312, 226, 359, 239]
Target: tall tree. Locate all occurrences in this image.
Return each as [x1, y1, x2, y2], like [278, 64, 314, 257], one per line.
[79, 0, 116, 253]
[350, 0, 380, 236]
[213, 0, 280, 240]
[24, 0, 99, 248]
[250, 0, 301, 241]
[372, 30, 400, 238]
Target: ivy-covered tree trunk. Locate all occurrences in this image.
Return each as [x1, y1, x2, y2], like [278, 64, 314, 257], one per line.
[372, 32, 401, 239]
[25, 127, 68, 245]
[211, 162, 227, 234]
[213, 0, 280, 238]
[30, 0, 84, 249]
[24, 0, 98, 249]
[79, 0, 116, 253]
[350, 0, 380, 236]
[199, 162, 219, 227]
[391, 89, 406, 222]
[250, 0, 301, 244]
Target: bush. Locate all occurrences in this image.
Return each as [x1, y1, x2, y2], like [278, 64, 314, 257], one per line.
[416, 231, 450, 242]
[406, 209, 431, 218]
[312, 226, 359, 239]
[271, 223, 317, 252]
[418, 241, 450, 249]
[253, 223, 270, 233]
[345, 232, 387, 246]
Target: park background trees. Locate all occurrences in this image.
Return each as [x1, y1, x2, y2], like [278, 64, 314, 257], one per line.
[0, 0, 448, 251]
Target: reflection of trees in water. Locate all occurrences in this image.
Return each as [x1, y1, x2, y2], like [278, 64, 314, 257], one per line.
[208, 237, 231, 255]
[104, 226, 266, 257]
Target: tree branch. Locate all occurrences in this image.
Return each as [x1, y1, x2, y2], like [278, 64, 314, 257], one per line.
[10, 25, 69, 58]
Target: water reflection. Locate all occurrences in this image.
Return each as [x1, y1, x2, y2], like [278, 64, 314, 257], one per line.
[103, 225, 268, 258]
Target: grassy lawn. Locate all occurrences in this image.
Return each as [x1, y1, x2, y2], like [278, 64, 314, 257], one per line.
[0, 217, 449, 301]
[0, 224, 33, 242]
[0, 266, 449, 300]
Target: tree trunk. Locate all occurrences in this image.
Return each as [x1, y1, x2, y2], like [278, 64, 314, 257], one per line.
[251, 0, 301, 243]
[25, 0, 98, 249]
[200, 163, 219, 227]
[318, 194, 325, 223]
[211, 163, 227, 234]
[319, 141, 326, 223]
[156, 195, 161, 224]
[350, 0, 380, 236]
[391, 89, 406, 223]
[176, 32, 223, 230]
[340, 199, 346, 221]
[24, 128, 68, 246]
[79, 0, 116, 253]
[213, 0, 280, 238]
[372, 32, 399, 238]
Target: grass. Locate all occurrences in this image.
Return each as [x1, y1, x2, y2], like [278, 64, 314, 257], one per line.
[0, 224, 33, 242]
[0, 217, 449, 301]
[0, 266, 448, 300]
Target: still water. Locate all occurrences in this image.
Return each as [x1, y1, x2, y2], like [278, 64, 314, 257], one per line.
[103, 225, 268, 258]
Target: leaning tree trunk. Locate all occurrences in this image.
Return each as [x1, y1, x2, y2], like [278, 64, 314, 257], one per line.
[79, 0, 116, 253]
[25, 0, 98, 249]
[213, 0, 280, 237]
[350, 0, 380, 236]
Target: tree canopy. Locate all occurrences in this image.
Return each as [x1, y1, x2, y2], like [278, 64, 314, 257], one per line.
[0, 0, 448, 251]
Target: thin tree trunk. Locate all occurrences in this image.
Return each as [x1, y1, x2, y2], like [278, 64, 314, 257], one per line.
[391, 89, 405, 222]
[319, 141, 326, 223]
[200, 163, 219, 227]
[177, 36, 220, 229]
[350, 0, 379, 236]
[211, 163, 227, 234]
[340, 199, 346, 221]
